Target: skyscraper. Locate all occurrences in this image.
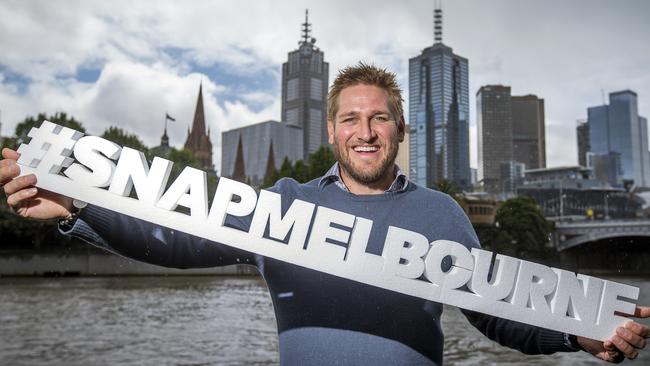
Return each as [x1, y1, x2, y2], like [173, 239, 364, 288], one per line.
[587, 90, 650, 187]
[184, 83, 214, 172]
[281, 10, 329, 160]
[409, 5, 470, 189]
[576, 119, 589, 167]
[476, 85, 512, 193]
[512, 95, 546, 170]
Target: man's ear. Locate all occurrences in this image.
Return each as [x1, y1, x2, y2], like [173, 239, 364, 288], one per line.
[327, 119, 335, 145]
[397, 116, 405, 143]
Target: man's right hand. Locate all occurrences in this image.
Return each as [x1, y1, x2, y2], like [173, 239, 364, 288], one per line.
[1, 147, 73, 220]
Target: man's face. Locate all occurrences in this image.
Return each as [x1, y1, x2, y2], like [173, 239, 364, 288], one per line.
[328, 84, 405, 185]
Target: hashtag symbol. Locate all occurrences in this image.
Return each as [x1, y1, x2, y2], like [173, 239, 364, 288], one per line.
[17, 120, 84, 174]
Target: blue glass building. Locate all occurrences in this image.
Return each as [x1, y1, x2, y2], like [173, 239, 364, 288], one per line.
[587, 90, 650, 187]
[408, 27, 470, 189]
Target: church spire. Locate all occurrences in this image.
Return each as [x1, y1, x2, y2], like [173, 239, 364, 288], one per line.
[184, 82, 214, 171]
[264, 140, 277, 182]
[232, 135, 247, 183]
[190, 82, 206, 137]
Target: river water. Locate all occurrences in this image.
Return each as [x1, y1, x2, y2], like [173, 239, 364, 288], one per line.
[1, 276, 648, 365]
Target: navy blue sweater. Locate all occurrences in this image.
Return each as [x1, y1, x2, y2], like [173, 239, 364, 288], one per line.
[65, 177, 575, 365]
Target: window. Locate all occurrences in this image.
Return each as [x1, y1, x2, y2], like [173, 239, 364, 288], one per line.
[286, 108, 299, 127]
[310, 78, 323, 100]
[287, 79, 299, 102]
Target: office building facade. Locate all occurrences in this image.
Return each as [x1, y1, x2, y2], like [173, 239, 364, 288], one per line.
[587, 90, 650, 187]
[476, 85, 512, 193]
[221, 120, 303, 186]
[281, 10, 329, 160]
[512, 95, 546, 170]
[576, 119, 589, 167]
[408, 7, 470, 189]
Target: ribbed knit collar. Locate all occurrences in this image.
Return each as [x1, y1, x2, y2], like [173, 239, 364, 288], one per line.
[318, 162, 409, 193]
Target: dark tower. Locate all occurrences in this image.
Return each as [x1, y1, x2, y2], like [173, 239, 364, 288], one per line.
[281, 9, 329, 160]
[184, 83, 214, 171]
[232, 135, 247, 182]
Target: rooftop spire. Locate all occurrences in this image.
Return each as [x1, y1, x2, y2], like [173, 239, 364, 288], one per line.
[301, 9, 311, 44]
[434, 0, 443, 44]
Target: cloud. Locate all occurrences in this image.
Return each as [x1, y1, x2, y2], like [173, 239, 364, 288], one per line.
[1, 0, 649, 173]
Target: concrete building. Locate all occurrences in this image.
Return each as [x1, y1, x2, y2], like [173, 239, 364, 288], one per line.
[221, 120, 303, 186]
[477, 85, 512, 193]
[518, 166, 641, 219]
[587, 90, 650, 187]
[477, 85, 548, 194]
[576, 119, 589, 167]
[281, 10, 329, 160]
[512, 95, 546, 170]
[408, 5, 470, 189]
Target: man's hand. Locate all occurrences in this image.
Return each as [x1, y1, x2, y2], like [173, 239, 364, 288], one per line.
[1, 147, 73, 220]
[578, 306, 650, 363]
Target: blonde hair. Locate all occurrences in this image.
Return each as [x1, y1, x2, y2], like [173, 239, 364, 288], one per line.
[327, 62, 404, 122]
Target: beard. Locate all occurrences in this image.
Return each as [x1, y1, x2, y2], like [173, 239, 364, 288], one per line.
[333, 139, 399, 185]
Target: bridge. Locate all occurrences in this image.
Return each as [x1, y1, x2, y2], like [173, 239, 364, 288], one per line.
[553, 219, 650, 251]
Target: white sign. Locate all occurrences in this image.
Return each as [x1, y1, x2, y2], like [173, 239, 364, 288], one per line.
[16, 121, 639, 341]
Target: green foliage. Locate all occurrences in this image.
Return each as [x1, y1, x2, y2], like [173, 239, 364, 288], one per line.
[101, 126, 148, 154]
[434, 179, 466, 210]
[13, 112, 86, 148]
[492, 196, 554, 258]
[164, 148, 219, 203]
[262, 146, 336, 188]
[308, 146, 336, 179]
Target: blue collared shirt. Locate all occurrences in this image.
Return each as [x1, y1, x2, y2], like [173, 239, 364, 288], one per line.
[318, 162, 409, 193]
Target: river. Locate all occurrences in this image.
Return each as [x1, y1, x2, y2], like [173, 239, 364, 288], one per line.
[1, 276, 648, 365]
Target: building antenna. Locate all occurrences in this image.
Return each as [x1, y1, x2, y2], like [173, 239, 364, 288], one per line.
[301, 9, 311, 45]
[601, 88, 606, 105]
[434, 0, 443, 44]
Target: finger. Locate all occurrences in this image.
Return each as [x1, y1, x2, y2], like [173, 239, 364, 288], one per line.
[0, 158, 17, 168]
[634, 306, 650, 319]
[0, 162, 21, 183]
[6, 187, 38, 207]
[618, 326, 647, 349]
[611, 335, 638, 359]
[1, 147, 20, 160]
[2, 174, 37, 195]
[625, 321, 650, 339]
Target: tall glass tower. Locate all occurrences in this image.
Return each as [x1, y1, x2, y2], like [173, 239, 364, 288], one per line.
[587, 90, 650, 187]
[408, 5, 470, 189]
[281, 10, 329, 160]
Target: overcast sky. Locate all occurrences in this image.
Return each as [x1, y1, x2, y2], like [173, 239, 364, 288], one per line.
[1, 0, 649, 174]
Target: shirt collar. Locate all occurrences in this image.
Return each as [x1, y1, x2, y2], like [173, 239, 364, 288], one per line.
[319, 162, 409, 193]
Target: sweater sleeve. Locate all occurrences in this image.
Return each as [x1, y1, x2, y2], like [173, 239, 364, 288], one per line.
[462, 309, 578, 354]
[60, 204, 256, 269]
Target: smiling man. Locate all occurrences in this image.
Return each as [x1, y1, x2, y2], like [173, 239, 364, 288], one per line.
[1, 63, 649, 365]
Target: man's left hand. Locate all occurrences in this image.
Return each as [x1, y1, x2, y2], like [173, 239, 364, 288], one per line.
[578, 306, 650, 363]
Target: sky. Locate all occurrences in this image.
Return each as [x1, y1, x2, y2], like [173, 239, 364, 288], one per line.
[1, 0, 649, 174]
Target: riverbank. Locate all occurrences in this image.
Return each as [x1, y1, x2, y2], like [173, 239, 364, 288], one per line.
[0, 250, 257, 276]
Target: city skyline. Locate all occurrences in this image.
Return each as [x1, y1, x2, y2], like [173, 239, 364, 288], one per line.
[0, 0, 649, 174]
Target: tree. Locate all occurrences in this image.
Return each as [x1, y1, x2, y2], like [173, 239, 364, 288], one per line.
[101, 126, 148, 154]
[308, 146, 336, 181]
[12, 112, 86, 148]
[434, 179, 466, 210]
[492, 196, 553, 258]
[293, 160, 310, 183]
